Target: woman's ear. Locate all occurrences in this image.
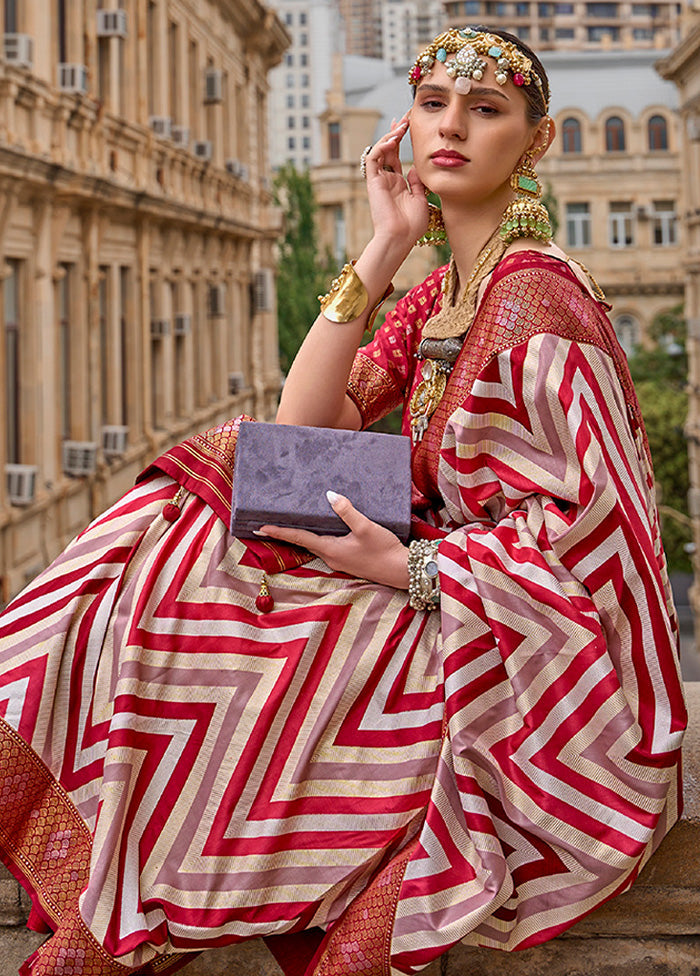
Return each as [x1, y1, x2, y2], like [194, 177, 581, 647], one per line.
[527, 116, 556, 164]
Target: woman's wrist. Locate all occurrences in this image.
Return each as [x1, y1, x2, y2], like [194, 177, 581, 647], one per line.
[354, 236, 410, 306]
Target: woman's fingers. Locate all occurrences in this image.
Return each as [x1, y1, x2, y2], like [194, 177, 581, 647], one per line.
[325, 491, 372, 535]
[366, 117, 409, 176]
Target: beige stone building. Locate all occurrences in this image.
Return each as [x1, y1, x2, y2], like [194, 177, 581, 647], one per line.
[313, 48, 683, 351]
[442, 0, 682, 52]
[0, 0, 287, 605]
[657, 10, 700, 611]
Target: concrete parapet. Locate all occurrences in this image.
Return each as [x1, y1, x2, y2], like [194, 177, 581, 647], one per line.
[1, 684, 699, 976]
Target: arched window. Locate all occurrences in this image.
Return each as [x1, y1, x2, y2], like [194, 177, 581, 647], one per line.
[561, 117, 582, 154]
[648, 115, 668, 151]
[605, 116, 626, 152]
[613, 314, 640, 357]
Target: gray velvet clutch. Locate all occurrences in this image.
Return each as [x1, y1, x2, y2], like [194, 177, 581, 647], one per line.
[230, 422, 411, 541]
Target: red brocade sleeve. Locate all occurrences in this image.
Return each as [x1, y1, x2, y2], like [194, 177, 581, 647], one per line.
[347, 268, 445, 429]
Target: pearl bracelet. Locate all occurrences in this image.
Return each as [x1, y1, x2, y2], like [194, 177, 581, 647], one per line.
[408, 539, 440, 611]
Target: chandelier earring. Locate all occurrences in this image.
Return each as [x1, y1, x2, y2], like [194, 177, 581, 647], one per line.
[499, 147, 553, 246]
[416, 195, 447, 247]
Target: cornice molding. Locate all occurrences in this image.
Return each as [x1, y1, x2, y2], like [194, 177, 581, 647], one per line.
[656, 23, 700, 81]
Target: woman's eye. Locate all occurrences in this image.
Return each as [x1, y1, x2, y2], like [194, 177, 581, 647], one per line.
[420, 99, 445, 110]
[473, 104, 498, 115]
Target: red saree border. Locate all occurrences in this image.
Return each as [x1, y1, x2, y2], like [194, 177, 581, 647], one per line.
[0, 717, 189, 976]
[303, 841, 416, 976]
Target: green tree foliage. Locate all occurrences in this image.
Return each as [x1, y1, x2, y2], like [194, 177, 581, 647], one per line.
[627, 305, 691, 573]
[542, 182, 559, 239]
[273, 163, 337, 374]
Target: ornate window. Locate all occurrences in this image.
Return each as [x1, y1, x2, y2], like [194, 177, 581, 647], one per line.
[4, 259, 21, 463]
[605, 116, 626, 152]
[648, 115, 668, 151]
[613, 315, 640, 357]
[651, 200, 677, 246]
[565, 202, 591, 248]
[609, 202, 634, 247]
[562, 117, 582, 154]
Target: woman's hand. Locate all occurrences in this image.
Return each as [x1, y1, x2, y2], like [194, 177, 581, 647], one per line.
[258, 492, 409, 590]
[363, 114, 429, 248]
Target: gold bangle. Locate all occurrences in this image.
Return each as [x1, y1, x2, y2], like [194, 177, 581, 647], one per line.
[318, 262, 394, 328]
[318, 262, 368, 323]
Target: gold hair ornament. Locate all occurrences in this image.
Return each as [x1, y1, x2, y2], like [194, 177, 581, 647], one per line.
[408, 27, 547, 110]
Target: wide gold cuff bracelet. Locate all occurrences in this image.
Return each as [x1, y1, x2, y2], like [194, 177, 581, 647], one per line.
[318, 262, 393, 327]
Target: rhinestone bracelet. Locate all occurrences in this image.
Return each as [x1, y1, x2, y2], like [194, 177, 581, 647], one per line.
[408, 539, 440, 611]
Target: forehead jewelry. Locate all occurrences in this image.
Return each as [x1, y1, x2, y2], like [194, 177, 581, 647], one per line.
[408, 27, 547, 111]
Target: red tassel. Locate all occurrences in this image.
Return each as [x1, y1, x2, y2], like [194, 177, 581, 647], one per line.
[162, 502, 181, 523]
[255, 574, 274, 613]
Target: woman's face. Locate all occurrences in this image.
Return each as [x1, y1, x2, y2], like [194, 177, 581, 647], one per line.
[409, 58, 543, 210]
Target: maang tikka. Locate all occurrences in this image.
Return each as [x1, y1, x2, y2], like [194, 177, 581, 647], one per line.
[500, 147, 553, 245]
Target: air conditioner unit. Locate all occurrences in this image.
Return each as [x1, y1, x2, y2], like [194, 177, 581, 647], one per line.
[5, 464, 38, 506]
[228, 371, 245, 396]
[204, 68, 223, 103]
[63, 441, 98, 477]
[150, 317, 170, 337]
[208, 283, 224, 317]
[225, 158, 243, 178]
[173, 313, 191, 336]
[149, 115, 172, 139]
[102, 425, 128, 458]
[96, 9, 128, 38]
[3, 33, 33, 69]
[193, 140, 213, 161]
[635, 205, 651, 219]
[171, 125, 189, 148]
[58, 63, 88, 95]
[253, 269, 274, 313]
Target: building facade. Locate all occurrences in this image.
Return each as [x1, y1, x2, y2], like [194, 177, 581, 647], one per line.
[442, 0, 683, 51]
[381, 0, 446, 67]
[337, 0, 383, 57]
[657, 9, 700, 612]
[539, 49, 684, 350]
[0, 0, 287, 604]
[268, 0, 338, 168]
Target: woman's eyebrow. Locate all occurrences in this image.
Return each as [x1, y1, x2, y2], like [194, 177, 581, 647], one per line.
[416, 82, 510, 102]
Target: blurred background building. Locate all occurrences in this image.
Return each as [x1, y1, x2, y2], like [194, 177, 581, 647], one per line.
[0, 0, 287, 604]
[658, 4, 700, 614]
[442, 0, 683, 50]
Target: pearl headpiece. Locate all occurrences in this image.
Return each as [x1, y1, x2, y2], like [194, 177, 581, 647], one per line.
[408, 27, 548, 111]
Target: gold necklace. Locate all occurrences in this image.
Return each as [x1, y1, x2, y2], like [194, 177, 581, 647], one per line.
[410, 234, 502, 443]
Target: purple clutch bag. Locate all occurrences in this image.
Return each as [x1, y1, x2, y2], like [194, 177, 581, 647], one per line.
[231, 422, 411, 541]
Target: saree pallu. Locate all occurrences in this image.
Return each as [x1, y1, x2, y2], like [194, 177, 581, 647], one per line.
[0, 252, 687, 975]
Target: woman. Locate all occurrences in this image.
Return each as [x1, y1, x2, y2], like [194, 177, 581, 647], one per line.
[0, 26, 686, 976]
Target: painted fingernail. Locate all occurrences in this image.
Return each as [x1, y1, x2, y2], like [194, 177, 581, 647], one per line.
[253, 529, 268, 536]
[326, 490, 341, 505]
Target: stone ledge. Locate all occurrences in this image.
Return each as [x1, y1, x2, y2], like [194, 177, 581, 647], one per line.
[1, 684, 699, 975]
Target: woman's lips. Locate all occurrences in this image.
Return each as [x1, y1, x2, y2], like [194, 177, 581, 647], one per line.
[430, 151, 468, 167]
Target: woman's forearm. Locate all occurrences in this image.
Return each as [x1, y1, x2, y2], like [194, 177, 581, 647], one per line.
[276, 235, 410, 428]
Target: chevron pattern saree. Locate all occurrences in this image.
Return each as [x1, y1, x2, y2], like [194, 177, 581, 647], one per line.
[0, 253, 686, 976]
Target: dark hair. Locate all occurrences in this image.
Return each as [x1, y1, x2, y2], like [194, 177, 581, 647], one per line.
[474, 26, 550, 121]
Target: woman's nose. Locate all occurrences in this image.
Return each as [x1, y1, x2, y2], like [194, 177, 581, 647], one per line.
[439, 100, 467, 140]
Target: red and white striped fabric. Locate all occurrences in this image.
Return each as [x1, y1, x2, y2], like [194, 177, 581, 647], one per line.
[0, 253, 686, 976]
